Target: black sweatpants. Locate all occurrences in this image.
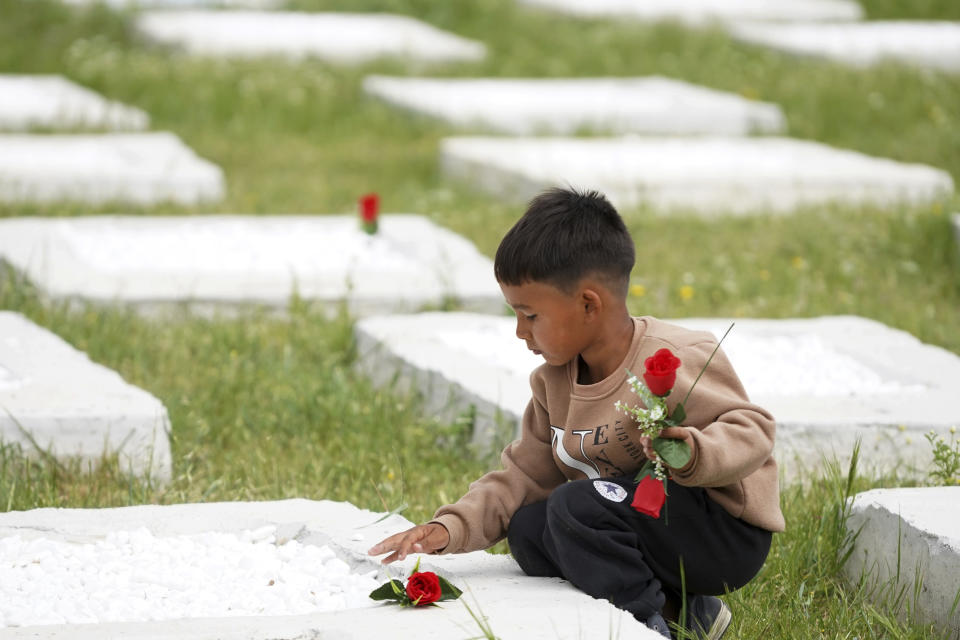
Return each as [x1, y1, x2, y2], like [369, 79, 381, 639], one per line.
[506, 476, 772, 621]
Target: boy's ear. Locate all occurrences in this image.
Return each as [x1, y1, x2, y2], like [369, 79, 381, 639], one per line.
[580, 287, 603, 316]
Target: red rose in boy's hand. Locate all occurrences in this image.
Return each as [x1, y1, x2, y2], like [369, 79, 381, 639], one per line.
[643, 348, 682, 397]
[631, 475, 666, 518]
[405, 571, 442, 605]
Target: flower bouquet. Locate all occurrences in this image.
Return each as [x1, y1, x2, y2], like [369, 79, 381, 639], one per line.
[615, 324, 733, 518]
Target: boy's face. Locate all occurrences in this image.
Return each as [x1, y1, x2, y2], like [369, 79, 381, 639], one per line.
[500, 280, 593, 367]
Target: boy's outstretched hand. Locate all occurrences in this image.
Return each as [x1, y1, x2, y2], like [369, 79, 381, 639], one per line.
[368, 523, 450, 564]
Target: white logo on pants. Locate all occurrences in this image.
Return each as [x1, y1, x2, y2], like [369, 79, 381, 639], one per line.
[593, 480, 628, 503]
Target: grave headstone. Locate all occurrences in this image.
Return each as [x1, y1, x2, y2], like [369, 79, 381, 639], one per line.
[0, 132, 224, 205]
[517, 0, 863, 25]
[136, 11, 486, 64]
[0, 312, 172, 480]
[730, 21, 960, 72]
[0, 75, 149, 132]
[0, 499, 658, 638]
[363, 76, 786, 135]
[0, 215, 502, 316]
[62, 0, 278, 7]
[355, 313, 960, 477]
[845, 487, 960, 636]
[440, 136, 955, 214]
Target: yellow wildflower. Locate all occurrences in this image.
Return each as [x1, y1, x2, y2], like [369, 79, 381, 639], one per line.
[791, 256, 807, 270]
[630, 284, 647, 298]
[679, 285, 695, 301]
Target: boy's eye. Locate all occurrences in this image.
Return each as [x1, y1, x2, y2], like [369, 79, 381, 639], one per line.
[524, 314, 537, 321]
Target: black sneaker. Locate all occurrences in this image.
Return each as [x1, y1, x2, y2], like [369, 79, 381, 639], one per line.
[645, 612, 673, 638]
[685, 595, 731, 640]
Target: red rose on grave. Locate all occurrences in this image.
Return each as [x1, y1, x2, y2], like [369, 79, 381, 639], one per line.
[631, 475, 666, 518]
[643, 348, 682, 397]
[359, 193, 379, 223]
[405, 571, 442, 606]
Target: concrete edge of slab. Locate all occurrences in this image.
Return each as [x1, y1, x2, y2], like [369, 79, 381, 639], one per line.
[844, 487, 960, 636]
[0, 499, 657, 639]
[0, 310, 173, 482]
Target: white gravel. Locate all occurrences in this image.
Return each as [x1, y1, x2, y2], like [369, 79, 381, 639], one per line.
[0, 525, 380, 628]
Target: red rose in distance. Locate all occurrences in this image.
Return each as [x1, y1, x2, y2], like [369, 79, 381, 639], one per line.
[631, 474, 666, 518]
[643, 348, 682, 397]
[405, 571, 442, 606]
[359, 193, 379, 223]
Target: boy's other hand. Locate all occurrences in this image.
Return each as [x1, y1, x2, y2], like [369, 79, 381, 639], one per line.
[640, 426, 694, 469]
[367, 523, 450, 564]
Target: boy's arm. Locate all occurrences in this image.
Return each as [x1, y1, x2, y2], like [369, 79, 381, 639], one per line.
[369, 382, 564, 560]
[428, 384, 567, 554]
[666, 340, 776, 487]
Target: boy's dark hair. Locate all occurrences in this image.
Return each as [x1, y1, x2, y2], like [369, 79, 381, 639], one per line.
[494, 187, 635, 297]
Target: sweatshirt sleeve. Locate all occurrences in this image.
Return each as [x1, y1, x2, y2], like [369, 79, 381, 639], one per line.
[429, 370, 567, 554]
[668, 339, 776, 488]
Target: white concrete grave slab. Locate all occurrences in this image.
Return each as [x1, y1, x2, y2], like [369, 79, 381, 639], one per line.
[0, 499, 659, 638]
[136, 11, 486, 64]
[0, 312, 171, 480]
[845, 487, 960, 636]
[0, 215, 502, 315]
[440, 136, 955, 214]
[0, 132, 224, 205]
[730, 21, 960, 72]
[355, 313, 960, 477]
[62, 0, 278, 8]
[518, 0, 863, 25]
[363, 75, 786, 135]
[0, 75, 149, 132]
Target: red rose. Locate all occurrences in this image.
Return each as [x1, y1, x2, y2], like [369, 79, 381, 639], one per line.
[405, 571, 442, 606]
[631, 475, 666, 518]
[643, 348, 681, 397]
[359, 193, 379, 223]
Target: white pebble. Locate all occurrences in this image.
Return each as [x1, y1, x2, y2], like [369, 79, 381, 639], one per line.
[0, 528, 380, 628]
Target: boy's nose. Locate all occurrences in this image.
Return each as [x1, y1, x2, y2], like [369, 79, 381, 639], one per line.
[515, 319, 530, 340]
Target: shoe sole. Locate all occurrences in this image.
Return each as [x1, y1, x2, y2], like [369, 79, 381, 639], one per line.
[704, 601, 732, 640]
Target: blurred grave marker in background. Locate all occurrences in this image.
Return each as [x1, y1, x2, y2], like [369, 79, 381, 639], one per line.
[0, 312, 172, 481]
[730, 21, 960, 72]
[440, 136, 954, 214]
[517, 0, 862, 25]
[0, 75, 149, 132]
[136, 11, 486, 64]
[0, 215, 502, 316]
[363, 76, 786, 136]
[0, 132, 224, 205]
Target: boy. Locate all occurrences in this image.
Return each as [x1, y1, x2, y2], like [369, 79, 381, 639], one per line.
[369, 188, 784, 638]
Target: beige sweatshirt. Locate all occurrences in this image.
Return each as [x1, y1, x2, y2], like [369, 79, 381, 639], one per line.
[432, 316, 786, 554]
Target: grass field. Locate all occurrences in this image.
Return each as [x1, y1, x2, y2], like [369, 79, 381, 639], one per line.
[1, 0, 959, 637]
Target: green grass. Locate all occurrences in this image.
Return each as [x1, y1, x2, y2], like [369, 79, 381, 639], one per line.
[1, 0, 959, 637]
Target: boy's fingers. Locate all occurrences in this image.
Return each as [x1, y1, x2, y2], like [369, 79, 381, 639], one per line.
[659, 426, 689, 440]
